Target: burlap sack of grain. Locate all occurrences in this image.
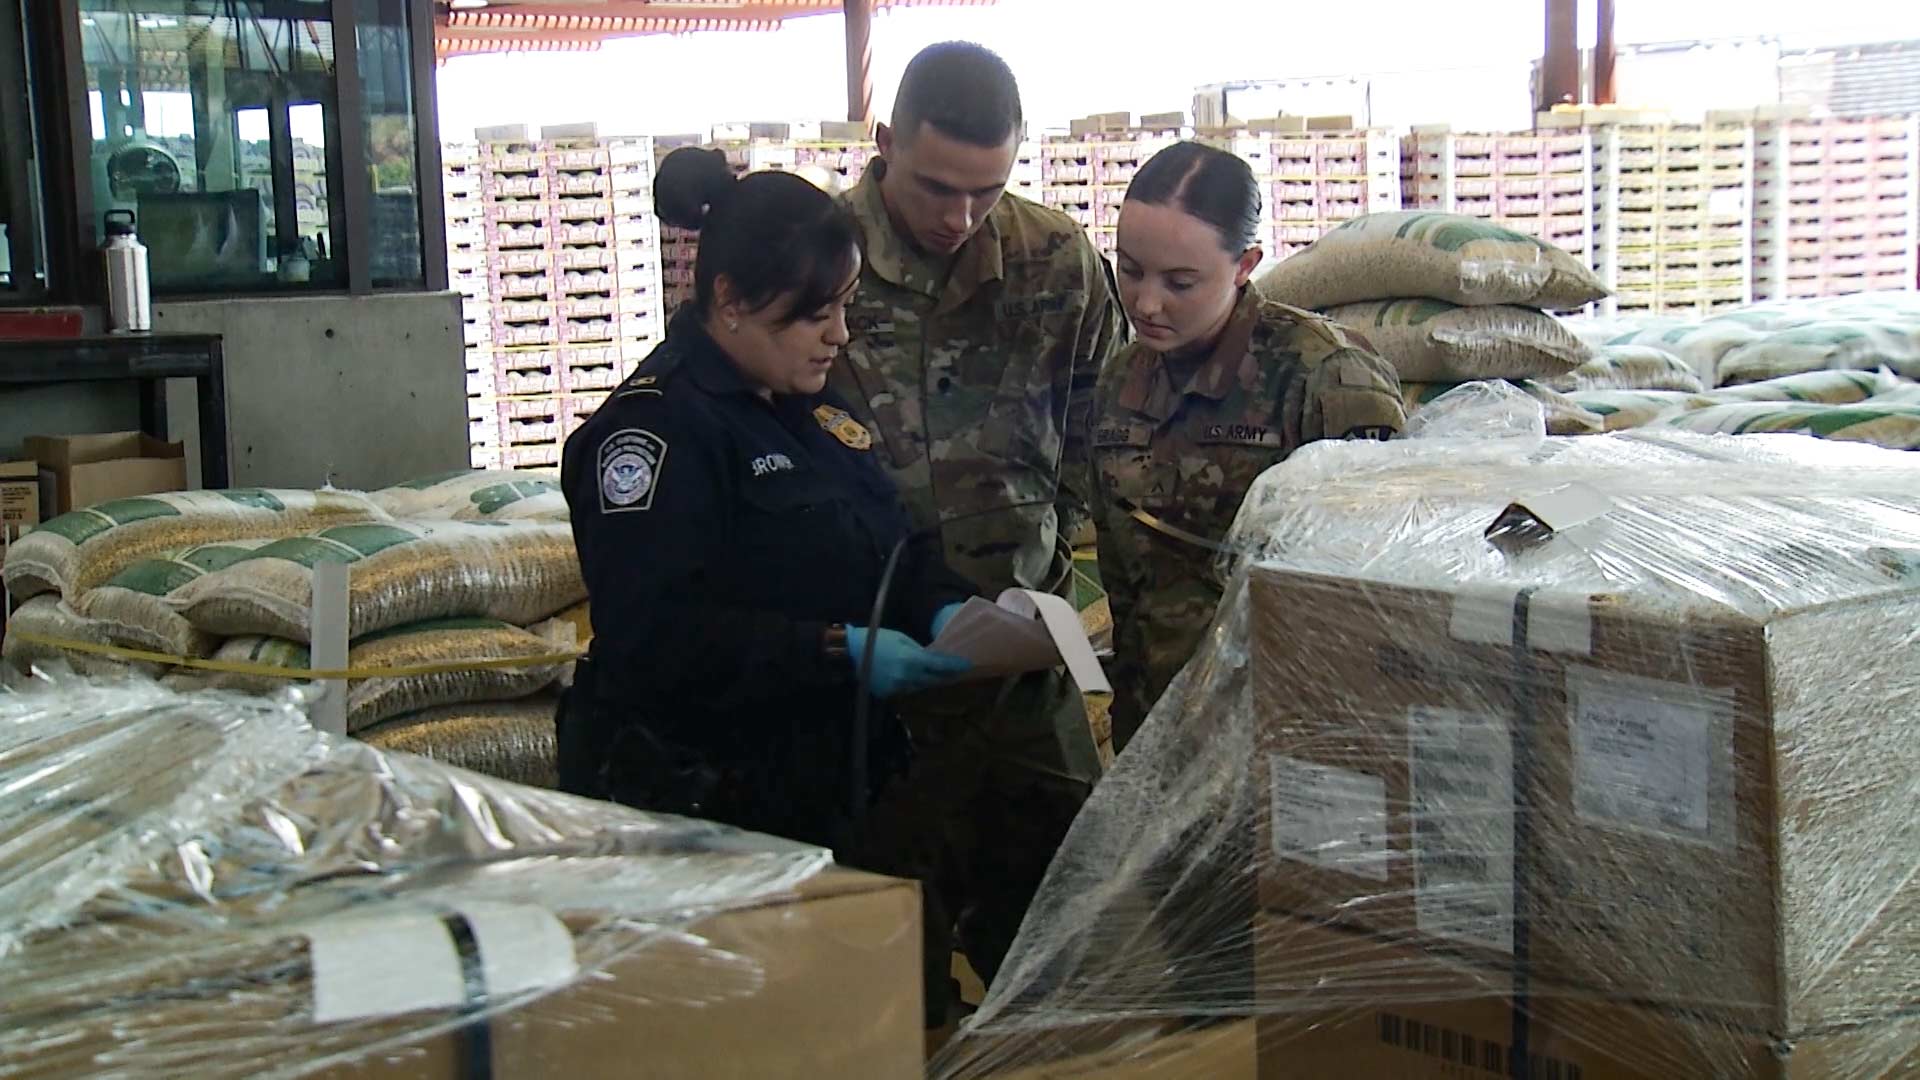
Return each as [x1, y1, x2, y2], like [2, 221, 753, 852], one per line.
[1540, 344, 1705, 393]
[75, 540, 271, 657]
[358, 695, 560, 788]
[1520, 382, 1607, 435]
[2, 595, 163, 680]
[168, 618, 567, 731]
[1701, 368, 1889, 407]
[370, 469, 560, 520]
[1872, 380, 1920, 405]
[171, 521, 584, 643]
[1324, 299, 1590, 382]
[1255, 211, 1608, 311]
[2, 489, 382, 603]
[1560, 388, 1718, 432]
[1716, 321, 1920, 385]
[1658, 400, 1920, 449]
[1600, 320, 1766, 386]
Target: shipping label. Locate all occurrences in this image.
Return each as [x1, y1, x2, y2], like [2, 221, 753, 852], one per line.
[1268, 755, 1390, 882]
[1408, 705, 1515, 954]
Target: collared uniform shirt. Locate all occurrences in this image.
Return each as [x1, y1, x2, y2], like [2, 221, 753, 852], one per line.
[830, 160, 1128, 600]
[561, 309, 974, 831]
[1091, 289, 1407, 750]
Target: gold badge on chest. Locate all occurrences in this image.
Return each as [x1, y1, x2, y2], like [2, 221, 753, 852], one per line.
[813, 405, 874, 451]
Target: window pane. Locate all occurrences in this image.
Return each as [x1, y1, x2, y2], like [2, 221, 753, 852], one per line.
[355, 0, 424, 289]
[78, 0, 344, 293]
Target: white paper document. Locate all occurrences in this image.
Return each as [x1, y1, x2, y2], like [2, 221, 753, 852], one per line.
[929, 588, 1111, 694]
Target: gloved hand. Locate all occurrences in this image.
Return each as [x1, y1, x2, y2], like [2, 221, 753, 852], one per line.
[929, 601, 967, 641]
[846, 625, 972, 699]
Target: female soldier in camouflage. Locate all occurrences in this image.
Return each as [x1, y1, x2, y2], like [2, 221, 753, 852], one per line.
[1092, 142, 1408, 753]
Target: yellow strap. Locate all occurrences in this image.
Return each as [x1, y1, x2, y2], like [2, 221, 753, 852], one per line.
[7, 629, 583, 681]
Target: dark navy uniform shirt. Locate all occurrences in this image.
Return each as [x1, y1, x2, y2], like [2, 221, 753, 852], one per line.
[561, 309, 975, 795]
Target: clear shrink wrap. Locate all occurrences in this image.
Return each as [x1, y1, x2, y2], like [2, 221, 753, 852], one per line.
[935, 421, 1920, 1080]
[0, 678, 923, 1079]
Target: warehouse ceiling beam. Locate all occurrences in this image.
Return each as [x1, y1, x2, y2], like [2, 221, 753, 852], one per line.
[432, 0, 997, 59]
[1540, 0, 1580, 111]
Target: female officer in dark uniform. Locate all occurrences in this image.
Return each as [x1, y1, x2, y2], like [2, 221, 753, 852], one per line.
[558, 148, 978, 854]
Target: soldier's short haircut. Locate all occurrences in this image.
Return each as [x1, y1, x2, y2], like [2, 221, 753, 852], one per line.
[891, 42, 1023, 148]
[1127, 142, 1263, 253]
[655, 146, 860, 325]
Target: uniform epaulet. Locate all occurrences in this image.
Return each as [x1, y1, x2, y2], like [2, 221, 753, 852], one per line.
[1260, 297, 1358, 352]
[613, 341, 686, 398]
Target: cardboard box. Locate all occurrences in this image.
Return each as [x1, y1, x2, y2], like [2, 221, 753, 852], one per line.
[987, 1020, 1256, 1079]
[1254, 915, 1920, 1079]
[1140, 111, 1187, 129]
[0, 460, 40, 531]
[21, 868, 922, 1080]
[1252, 562, 1920, 1033]
[313, 869, 923, 1079]
[23, 432, 188, 515]
[1307, 114, 1356, 131]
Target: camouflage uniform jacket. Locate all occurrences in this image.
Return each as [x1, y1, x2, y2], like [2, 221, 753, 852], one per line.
[831, 161, 1127, 599]
[1091, 289, 1407, 749]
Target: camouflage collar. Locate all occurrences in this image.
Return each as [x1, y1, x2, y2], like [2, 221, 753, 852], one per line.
[1176, 288, 1263, 401]
[848, 159, 1005, 303]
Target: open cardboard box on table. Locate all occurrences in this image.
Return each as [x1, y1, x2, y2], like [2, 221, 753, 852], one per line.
[23, 431, 187, 516]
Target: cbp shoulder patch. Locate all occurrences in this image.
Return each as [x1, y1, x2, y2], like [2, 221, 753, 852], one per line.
[599, 428, 668, 512]
[813, 405, 873, 451]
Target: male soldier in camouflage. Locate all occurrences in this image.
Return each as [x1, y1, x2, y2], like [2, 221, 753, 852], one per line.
[829, 42, 1126, 1010]
[1093, 142, 1406, 753]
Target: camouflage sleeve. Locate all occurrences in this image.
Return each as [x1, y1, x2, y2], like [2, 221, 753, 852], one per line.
[1059, 244, 1129, 546]
[1303, 343, 1408, 444]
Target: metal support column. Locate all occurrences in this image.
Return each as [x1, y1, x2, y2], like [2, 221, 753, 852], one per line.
[1594, 0, 1618, 105]
[843, 0, 872, 129]
[1540, 0, 1581, 112]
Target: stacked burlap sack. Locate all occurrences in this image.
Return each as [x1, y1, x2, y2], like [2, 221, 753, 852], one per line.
[1, 470, 584, 787]
[1561, 292, 1920, 449]
[1254, 210, 1615, 435]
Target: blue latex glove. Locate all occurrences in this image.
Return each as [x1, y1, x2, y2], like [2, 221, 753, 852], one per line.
[929, 601, 966, 641]
[846, 625, 972, 699]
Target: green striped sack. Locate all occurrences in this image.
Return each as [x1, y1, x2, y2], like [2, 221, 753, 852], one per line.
[1657, 401, 1920, 450]
[75, 539, 272, 657]
[170, 520, 584, 643]
[371, 469, 560, 520]
[1323, 299, 1591, 381]
[1255, 211, 1608, 311]
[1, 489, 385, 603]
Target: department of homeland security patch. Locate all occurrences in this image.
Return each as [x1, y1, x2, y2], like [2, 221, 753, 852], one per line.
[813, 405, 873, 451]
[599, 428, 668, 512]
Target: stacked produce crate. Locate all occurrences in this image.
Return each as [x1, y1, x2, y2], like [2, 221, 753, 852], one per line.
[1224, 129, 1401, 260]
[1039, 130, 1181, 257]
[1401, 129, 1593, 263]
[446, 136, 665, 471]
[1751, 115, 1920, 300]
[1590, 121, 1756, 316]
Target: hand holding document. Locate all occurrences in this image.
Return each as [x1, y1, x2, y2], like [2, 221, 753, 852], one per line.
[928, 588, 1111, 694]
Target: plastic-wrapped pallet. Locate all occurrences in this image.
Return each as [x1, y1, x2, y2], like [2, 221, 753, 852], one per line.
[2, 489, 385, 602]
[0, 676, 922, 1078]
[930, 404, 1920, 1080]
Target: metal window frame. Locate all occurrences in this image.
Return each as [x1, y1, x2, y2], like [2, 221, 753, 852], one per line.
[38, 0, 445, 302]
[0, 0, 48, 303]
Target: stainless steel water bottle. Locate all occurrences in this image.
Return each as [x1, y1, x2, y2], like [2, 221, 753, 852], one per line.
[102, 209, 151, 333]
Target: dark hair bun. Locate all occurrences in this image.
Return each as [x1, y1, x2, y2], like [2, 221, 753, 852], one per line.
[655, 147, 736, 230]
